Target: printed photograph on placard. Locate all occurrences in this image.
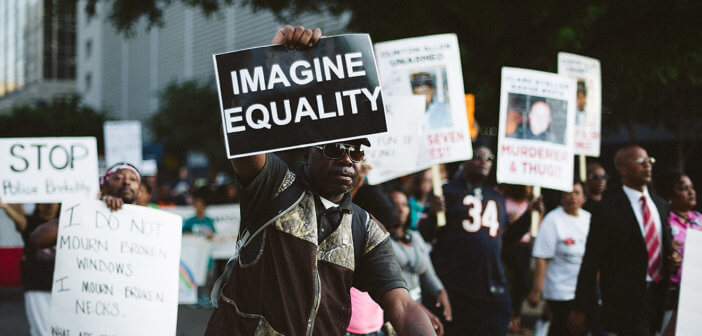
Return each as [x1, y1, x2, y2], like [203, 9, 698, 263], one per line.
[496, 67, 576, 192]
[558, 52, 601, 157]
[374, 33, 472, 164]
[504, 93, 568, 145]
[575, 78, 597, 128]
[408, 67, 453, 131]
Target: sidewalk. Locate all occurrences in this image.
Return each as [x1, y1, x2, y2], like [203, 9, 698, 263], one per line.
[1, 286, 545, 335]
[0, 287, 213, 336]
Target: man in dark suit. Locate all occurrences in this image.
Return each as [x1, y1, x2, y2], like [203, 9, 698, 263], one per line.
[568, 145, 680, 336]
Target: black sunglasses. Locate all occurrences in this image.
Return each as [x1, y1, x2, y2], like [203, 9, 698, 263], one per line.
[588, 173, 609, 180]
[472, 152, 495, 161]
[314, 143, 365, 163]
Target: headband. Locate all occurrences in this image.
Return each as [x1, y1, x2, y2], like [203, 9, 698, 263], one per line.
[101, 163, 142, 187]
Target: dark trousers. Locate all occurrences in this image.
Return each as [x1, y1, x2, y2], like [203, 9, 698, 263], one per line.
[547, 300, 586, 336]
[443, 291, 510, 336]
[611, 283, 662, 336]
[503, 243, 531, 316]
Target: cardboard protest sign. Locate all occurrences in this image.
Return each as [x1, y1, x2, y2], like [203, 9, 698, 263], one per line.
[50, 201, 181, 336]
[366, 95, 431, 185]
[676, 230, 702, 335]
[104, 121, 143, 169]
[162, 204, 240, 304]
[180, 235, 211, 289]
[0, 137, 99, 203]
[213, 34, 387, 159]
[497, 67, 576, 192]
[558, 53, 602, 157]
[374, 34, 472, 164]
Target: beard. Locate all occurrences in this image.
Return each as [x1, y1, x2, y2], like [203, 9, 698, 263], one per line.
[112, 186, 136, 204]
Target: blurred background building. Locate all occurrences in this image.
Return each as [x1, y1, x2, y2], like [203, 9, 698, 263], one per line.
[76, 0, 350, 129]
[0, 0, 77, 112]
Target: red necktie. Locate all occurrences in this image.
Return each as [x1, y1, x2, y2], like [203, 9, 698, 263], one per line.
[641, 195, 662, 282]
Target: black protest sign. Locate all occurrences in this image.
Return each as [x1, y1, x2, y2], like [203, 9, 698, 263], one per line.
[213, 34, 387, 158]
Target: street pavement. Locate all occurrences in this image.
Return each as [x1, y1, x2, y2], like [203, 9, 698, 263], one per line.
[0, 287, 212, 336]
[1, 287, 543, 335]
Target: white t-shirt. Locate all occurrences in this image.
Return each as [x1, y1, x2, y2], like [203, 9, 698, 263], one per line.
[532, 206, 591, 301]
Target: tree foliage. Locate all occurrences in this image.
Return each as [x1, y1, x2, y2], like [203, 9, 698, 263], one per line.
[149, 80, 227, 171]
[73, 0, 702, 166]
[62, 0, 233, 36]
[0, 94, 106, 150]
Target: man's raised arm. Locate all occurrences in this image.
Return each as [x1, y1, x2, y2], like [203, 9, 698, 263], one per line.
[229, 25, 322, 185]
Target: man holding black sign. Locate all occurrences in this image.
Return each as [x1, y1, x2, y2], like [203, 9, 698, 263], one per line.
[205, 26, 436, 336]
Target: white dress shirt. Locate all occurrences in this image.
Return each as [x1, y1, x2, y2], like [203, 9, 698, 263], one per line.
[622, 185, 663, 282]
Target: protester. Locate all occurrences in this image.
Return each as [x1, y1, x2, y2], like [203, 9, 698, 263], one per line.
[569, 145, 680, 335]
[183, 194, 217, 307]
[29, 162, 143, 248]
[583, 161, 608, 212]
[501, 184, 533, 335]
[136, 182, 159, 208]
[171, 166, 191, 205]
[101, 162, 143, 211]
[528, 180, 590, 336]
[182, 195, 216, 239]
[4, 200, 60, 336]
[408, 169, 433, 231]
[655, 169, 701, 335]
[204, 25, 435, 335]
[388, 188, 451, 335]
[419, 144, 542, 335]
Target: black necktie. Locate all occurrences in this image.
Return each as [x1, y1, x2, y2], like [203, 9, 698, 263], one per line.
[320, 206, 343, 242]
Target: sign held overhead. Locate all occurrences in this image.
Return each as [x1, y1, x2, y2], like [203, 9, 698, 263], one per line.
[213, 34, 387, 159]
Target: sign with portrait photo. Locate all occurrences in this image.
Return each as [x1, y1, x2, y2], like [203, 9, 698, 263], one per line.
[497, 67, 576, 192]
[558, 53, 602, 157]
[374, 34, 472, 164]
[213, 34, 387, 159]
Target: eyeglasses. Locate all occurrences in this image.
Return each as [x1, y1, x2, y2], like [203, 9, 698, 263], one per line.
[314, 143, 365, 163]
[588, 173, 609, 180]
[472, 152, 495, 161]
[629, 157, 656, 166]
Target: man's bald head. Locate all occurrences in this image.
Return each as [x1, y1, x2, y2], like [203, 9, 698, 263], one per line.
[614, 145, 644, 168]
[614, 145, 653, 190]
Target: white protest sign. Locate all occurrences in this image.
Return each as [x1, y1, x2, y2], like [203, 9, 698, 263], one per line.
[497, 67, 576, 192]
[50, 201, 182, 336]
[366, 95, 431, 185]
[104, 121, 143, 169]
[676, 230, 702, 335]
[0, 137, 99, 203]
[375, 34, 472, 164]
[141, 159, 158, 177]
[180, 235, 211, 287]
[558, 53, 602, 157]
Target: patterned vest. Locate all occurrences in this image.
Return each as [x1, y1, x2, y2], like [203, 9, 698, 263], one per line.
[205, 172, 388, 335]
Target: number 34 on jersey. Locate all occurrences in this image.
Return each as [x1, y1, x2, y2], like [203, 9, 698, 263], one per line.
[461, 195, 500, 238]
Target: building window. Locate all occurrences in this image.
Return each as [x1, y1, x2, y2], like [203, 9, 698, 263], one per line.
[85, 72, 92, 91]
[86, 39, 92, 58]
